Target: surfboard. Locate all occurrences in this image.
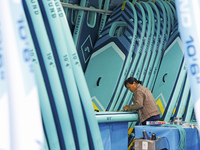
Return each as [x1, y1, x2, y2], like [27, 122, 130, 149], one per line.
[164, 22, 179, 49]
[183, 91, 194, 122]
[161, 1, 174, 34]
[138, 1, 160, 85]
[108, 1, 147, 111]
[147, 0, 173, 90]
[174, 75, 190, 118]
[98, 0, 111, 35]
[108, 0, 126, 10]
[22, 3, 62, 150]
[72, 0, 102, 72]
[119, 1, 165, 110]
[166, 1, 177, 28]
[99, 0, 129, 35]
[85, 1, 138, 111]
[54, 1, 104, 150]
[0, 18, 10, 150]
[113, 1, 154, 111]
[0, 0, 44, 149]
[162, 59, 187, 121]
[62, 0, 80, 34]
[37, 1, 91, 149]
[140, 1, 167, 89]
[152, 37, 184, 117]
[23, 0, 77, 149]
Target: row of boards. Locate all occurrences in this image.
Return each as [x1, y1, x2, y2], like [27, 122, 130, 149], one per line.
[61, 0, 194, 123]
[84, 0, 177, 112]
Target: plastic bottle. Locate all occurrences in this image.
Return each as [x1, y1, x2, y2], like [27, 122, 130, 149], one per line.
[143, 130, 149, 139]
[151, 133, 156, 140]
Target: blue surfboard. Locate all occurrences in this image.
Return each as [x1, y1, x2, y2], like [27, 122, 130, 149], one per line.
[38, 0, 91, 149]
[85, 1, 138, 111]
[175, 75, 190, 118]
[138, 1, 161, 85]
[113, 1, 153, 111]
[140, 1, 167, 89]
[62, 0, 80, 34]
[54, 1, 104, 150]
[22, 2, 63, 149]
[183, 92, 194, 122]
[73, 0, 101, 72]
[119, 1, 165, 109]
[147, 0, 173, 90]
[23, 0, 77, 149]
[108, 2, 147, 111]
[152, 37, 184, 117]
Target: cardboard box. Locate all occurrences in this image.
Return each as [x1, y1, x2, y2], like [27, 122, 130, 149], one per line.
[135, 137, 167, 150]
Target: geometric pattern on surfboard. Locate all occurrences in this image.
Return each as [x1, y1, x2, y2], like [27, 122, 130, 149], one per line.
[141, 0, 167, 88]
[153, 37, 184, 118]
[108, 2, 147, 111]
[85, 1, 138, 111]
[166, 1, 177, 28]
[147, 0, 174, 91]
[173, 74, 190, 118]
[73, 0, 101, 72]
[112, 2, 153, 111]
[165, 23, 179, 49]
[144, 1, 169, 90]
[161, 58, 187, 122]
[138, 1, 161, 83]
[62, 0, 80, 34]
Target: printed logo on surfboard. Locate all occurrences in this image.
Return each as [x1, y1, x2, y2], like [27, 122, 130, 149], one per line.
[81, 35, 93, 63]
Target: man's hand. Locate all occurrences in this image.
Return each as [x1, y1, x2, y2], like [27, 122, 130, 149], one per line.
[123, 105, 130, 111]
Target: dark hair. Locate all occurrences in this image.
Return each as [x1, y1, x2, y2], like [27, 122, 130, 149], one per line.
[124, 77, 142, 88]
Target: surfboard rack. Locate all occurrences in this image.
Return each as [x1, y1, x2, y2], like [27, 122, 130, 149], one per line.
[61, 2, 112, 15]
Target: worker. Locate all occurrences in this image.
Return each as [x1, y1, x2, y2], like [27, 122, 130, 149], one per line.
[123, 77, 160, 125]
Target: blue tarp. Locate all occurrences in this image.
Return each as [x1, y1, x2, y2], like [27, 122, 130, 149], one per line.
[99, 122, 128, 150]
[135, 125, 200, 150]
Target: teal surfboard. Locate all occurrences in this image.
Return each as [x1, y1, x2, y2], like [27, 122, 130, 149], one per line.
[175, 75, 190, 118]
[73, 0, 102, 72]
[108, 2, 147, 111]
[113, 2, 154, 111]
[85, 1, 138, 111]
[184, 94, 194, 122]
[152, 37, 184, 117]
[119, 1, 163, 110]
[62, 0, 80, 34]
[98, 0, 111, 35]
[23, 0, 76, 149]
[141, 1, 167, 88]
[138, 1, 161, 85]
[54, 1, 104, 150]
[22, 2, 63, 149]
[147, 0, 172, 90]
[38, 0, 91, 149]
